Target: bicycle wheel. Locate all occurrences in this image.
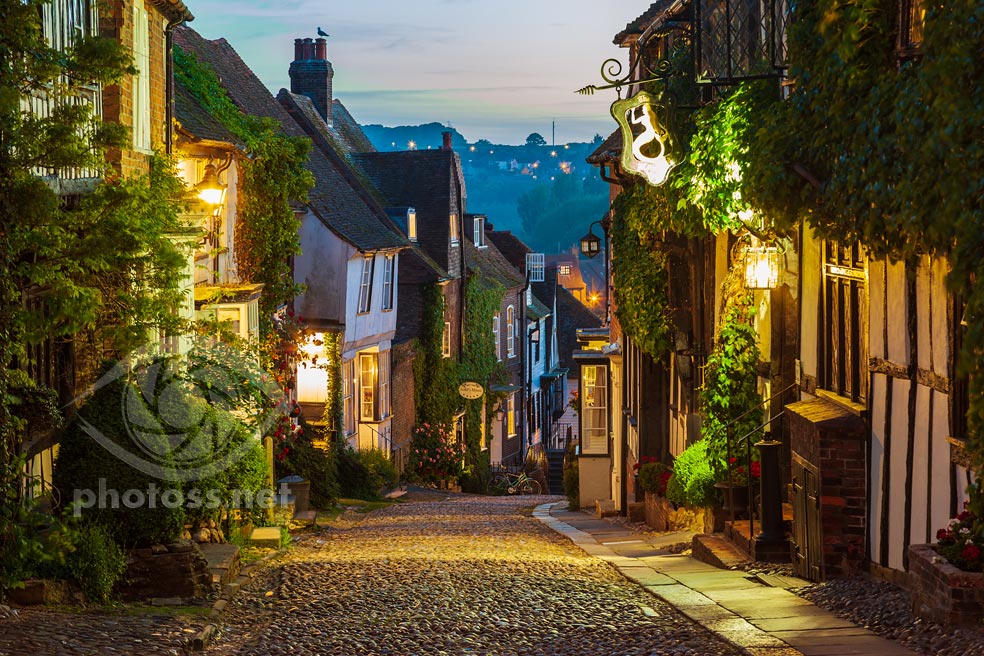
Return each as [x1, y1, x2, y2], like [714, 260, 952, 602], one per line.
[520, 479, 542, 495]
[487, 474, 508, 496]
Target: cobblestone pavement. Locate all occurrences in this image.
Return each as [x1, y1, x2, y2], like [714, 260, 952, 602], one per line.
[208, 495, 743, 656]
[0, 606, 206, 655]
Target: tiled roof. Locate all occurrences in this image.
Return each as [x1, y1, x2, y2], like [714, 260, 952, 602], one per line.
[586, 129, 621, 164]
[331, 100, 375, 153]
[555, 285, 602, 374]
[174, 80, 239, 146]
[465, 240, 524, 292]
[613, 1, 675, 45]
[173, 26, 406, 252]
[527, 293, 551, 321]
[485, 230, 531, 272]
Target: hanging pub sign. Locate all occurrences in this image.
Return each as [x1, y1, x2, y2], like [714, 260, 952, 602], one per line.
[611, 90, 679, 187]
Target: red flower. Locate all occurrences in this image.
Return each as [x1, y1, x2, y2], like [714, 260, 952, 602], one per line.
[961, 544, 981, 561]
[937, 528, 952, 542]
[957, 510, 975, 522]
[750, 461, 761, 478]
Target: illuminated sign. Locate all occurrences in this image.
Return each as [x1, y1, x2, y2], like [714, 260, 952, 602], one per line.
[612, 91, 679, 186]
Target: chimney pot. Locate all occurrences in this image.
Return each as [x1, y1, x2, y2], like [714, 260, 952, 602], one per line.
[442, 131, 453, 151]
[302, 37, 314, 60]
[315, 38, 327, 60]
[293, 38, 304, 61]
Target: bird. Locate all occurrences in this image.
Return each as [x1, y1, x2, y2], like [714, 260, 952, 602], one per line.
[317, 27, 329, 38]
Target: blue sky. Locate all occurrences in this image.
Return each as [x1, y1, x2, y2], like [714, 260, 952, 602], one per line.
[185, 0, 653, 145]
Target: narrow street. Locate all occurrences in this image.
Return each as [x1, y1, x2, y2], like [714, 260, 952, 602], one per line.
[207, 495, 741, 656]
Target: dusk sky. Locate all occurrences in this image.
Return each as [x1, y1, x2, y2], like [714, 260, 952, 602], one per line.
[185, 1, 653, 145]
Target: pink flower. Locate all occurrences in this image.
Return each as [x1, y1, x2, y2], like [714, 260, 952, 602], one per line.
[961, 544, 981, 561]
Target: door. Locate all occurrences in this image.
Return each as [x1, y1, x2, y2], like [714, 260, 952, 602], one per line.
[792, 458, 823, 581]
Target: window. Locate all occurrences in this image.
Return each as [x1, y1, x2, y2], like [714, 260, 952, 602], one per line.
[492, 312, 501, 361]
[581, 364, 609, 455]
[381, 254, 395, 311]
[407, 208, 417, 241]
[131, 2, 151, 151]
[442, 321, 451, 358]
[449, 212, 459, 244]
[526, 253, 545, 282]
[379, 350, 390, 419]
[343, 359, 355, 435]
[506, 305, 515, 358]
[899, 0, 925, 55]
[473, 215, 485, 247]
[558, 264, 572, 276]
[357, 255, 374, 314]
[359, 353, 377, 421]
[507, 392, 517, 436]
[819, 240, 867, 405]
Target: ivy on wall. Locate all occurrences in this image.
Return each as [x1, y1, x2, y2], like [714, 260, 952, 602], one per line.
[174, 47, 314, 324]
[412, 284, 460, 429]
[740, 0, 984, 467]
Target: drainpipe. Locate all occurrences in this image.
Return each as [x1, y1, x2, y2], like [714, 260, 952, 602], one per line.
[164, 14, 185, 155]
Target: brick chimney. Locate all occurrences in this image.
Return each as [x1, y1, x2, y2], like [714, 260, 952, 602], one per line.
[289, 37, 334, 126]
[442, 131, 453, 151]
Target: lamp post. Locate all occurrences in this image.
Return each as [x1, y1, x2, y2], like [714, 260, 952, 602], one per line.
[579, 217, 609, 325]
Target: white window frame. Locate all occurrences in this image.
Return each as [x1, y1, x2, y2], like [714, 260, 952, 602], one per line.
[506, 305, 515, 358]
[381, 254, 395, 311]
[492, 312, 501, 361]
[357, 255, 374, 314]
[581, 364, 609, 455]
[407, 207, 417, 241]
[343, 359, 355, 435]
[131, 2, 151, 152]
[359, 352, 377, 421]
[449, 212, 459, 244]
[473, 215, 485, 247]
[379, 350, 390, 419]
[526, 252, 545, 282]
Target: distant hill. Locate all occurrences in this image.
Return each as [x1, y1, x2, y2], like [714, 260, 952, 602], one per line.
[361, 123, 468, 151]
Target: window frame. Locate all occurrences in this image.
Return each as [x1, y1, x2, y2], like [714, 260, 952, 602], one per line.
[492, 312, 501, 361]
[442, 321, 452, 358]
[580, 363, 609, 455]
[506, 305, 515, 358]
[473, 215, 485, 248]
[343, 359, 355, 435]
[818, 240, 868, 406]
[359, 352, 377, 422]
[381, 254, 395, 311]
[507, 392, 517, 437]
[357, 255, 374, 314]
[449, 212, 459, 244]
[407, 207, 417, 241]
[131, 1, 152, 152]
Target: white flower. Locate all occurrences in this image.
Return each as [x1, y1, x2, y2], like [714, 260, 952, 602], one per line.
[960, 527, 971, 535]
[967, 539, 975, 545]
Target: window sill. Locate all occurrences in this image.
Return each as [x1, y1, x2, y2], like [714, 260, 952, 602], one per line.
[815, 389, 867, 418]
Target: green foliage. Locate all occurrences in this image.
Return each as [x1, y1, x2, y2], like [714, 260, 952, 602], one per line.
[525, 133, 547, 147]
[408, 423, 464, 485]
[665, 440, 717, 508]
[563, 454, 579, 511]
[68, 523, 127, 603]
[610, 188, 673, 358]
[636, 460, 672, 496]
[700, 294, 762, 478]
[413, 285, 460, 428]
[175, 47, 314, 324]
[279, 424, 339, 510]
[335, 444, 396, 500]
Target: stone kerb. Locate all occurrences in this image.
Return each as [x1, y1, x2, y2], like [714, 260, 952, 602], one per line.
[909, 543, 984, 627]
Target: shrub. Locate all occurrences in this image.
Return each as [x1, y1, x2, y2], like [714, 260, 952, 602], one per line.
[666, 440, 717, 508]
[69, 524, 127, 603]
[53, 361, 187, 546]
[407, 422, 464, 485]
[637, 460, 673, 496]
[279, 424, 339, 509]
[336, 443, 396, 500]
[563, 457, 580, 511]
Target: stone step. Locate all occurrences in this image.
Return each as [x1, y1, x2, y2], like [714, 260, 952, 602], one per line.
[249, 526, 283, 548]
[692, 532, 749, 570]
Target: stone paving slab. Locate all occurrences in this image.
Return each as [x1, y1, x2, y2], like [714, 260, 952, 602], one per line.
[538, 502, 922, 656]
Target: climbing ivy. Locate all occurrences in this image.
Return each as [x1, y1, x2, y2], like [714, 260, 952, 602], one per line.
[174, 47, 314, 324]
[412, 284, 461, 429]
[741, 0, 984, 468]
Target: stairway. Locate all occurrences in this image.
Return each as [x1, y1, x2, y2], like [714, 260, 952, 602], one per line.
[546, 449, 565, 495]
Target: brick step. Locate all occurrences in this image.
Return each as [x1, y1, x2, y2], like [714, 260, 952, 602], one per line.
[692, 532, 750, 570]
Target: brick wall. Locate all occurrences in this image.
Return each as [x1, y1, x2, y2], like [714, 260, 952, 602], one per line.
[909, 543, 984, 626]
[391, 340, 417, 476]
[788, 398, 867, 578]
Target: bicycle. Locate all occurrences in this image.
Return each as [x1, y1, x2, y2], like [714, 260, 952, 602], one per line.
[487, 470, 542, 496]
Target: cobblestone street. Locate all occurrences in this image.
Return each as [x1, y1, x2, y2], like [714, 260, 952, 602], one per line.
[208, 495, 741, 656]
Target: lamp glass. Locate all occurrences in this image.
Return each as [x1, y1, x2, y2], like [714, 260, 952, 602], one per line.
[580, 232, 601, 258]
[743, 246, 779, 289]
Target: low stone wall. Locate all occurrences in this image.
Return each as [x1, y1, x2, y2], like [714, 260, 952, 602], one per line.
[643, 492, 718, 533]
[118, 540, 212, 601]
[909, 543, 984, 627]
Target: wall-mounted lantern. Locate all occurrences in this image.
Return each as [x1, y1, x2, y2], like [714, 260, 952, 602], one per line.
[580, 224, 602, 259]
[743, 242, 781, 289]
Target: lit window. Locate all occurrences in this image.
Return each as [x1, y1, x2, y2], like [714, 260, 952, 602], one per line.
[357, 256, 374, 314]
[450, 212, 459, 244]
[581, 364, 609, 455]
[506, 305, 515, 358]
[379, 350, 390, 419]
[360, 353, 377, 421]
[382, 254, 395, 311]
[507, 393, 517, 437]
[558, 264, 572, 276]
[492, 312, 501, 361]
[343, 359, 355, 435]
[442, 321, 451, 358]
[407, 208, 417, 241]
[131, 2, 151, 151]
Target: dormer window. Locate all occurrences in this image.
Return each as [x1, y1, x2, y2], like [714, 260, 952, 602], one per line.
[407, 207, 417, 242]
[450, 212, 459, 245]
[473, 215, 486, 248]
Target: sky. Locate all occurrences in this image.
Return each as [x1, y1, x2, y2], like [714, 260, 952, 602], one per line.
[184, 0, 654, 145]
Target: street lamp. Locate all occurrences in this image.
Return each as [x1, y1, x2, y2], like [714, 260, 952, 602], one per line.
[194, 161, 225, 206]
[579, 218, 609, 324]
[743, 240, 781, 289]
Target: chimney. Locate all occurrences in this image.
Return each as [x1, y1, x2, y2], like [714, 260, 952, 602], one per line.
[442, 131, 453, 151]
[288, 36, 334, 125]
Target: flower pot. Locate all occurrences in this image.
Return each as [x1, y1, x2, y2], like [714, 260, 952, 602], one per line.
[714, 481, 750, 517]
[910, 543, 984, 626]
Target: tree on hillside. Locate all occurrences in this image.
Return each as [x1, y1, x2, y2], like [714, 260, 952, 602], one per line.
[517, 174, 609, 253]
[526, 132, 547, 147]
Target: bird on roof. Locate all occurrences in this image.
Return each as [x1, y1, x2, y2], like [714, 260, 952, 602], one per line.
[317, 27, 329, 38]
